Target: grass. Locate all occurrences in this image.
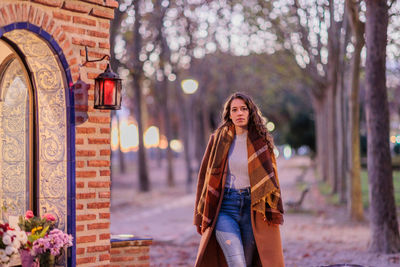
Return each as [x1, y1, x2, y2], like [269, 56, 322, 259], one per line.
[318, 181, 341, 205]
[318, 170, 400, 208]
[360, 170, 400, 208]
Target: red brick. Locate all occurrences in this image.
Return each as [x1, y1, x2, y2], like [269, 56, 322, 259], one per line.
[88, 160, 110, 167]
[111, 249, 121, 255]
[32, 0, 63, 7]
[28, 6, 36, 23]
[87, 29, 109, 38]
[76, 204, 84, 210]
[41, 13, 50, 28]
[57, 33, 67, 44]
[100, 128, 111, 134]
[77, 127, 96, 134]
[100, 149, 111, 156]
[34, 8, 44, 25]
[88, 181, 110, 188]
[76, 225, 84, 231]
[99, 253, 111, 261]
[99, 192, 110, 198]
[77, 235, 96, 243]
[100, 170, 110, 176]
[83, 0, 104, 5]
[76, 150, 96, 157]
[90, 7, 114, 19]
[87, 202, 110, 209]
[77, 257, 96, 264]
[76, 247, 85, 255]
[138, 255, 150, 260]
[88, 116, 110, 124]
[112, 256, 135, 261]
[88, 138, 110, 144]
[99, 42, 110, 49]
[76, 171, 97, 178]
[100, 233, 110, 240]
[87, 245, 110, 253]
[7, 5, 16, 21]
[105, 0, 119, 8]
[73, 16, 96, 26]
[77, 214, 97, 221]
[76, 182, 85, 188]
[52, 11, 71, 21]
[61, 25, 86, 34]
[72, 37, 96, 48]
[99, 212, 110, 219]
[76, 138, 84, 145]
[99, 21, 110, 29]
[76, 161, 85, 168]
[77, 193, 96, 199]
[63, 1, 92, 13]
[81, 49, 108, 60]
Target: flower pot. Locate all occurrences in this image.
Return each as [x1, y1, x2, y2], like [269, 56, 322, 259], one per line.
[38, 253, 55, 267]
[19, 250, 34, 267]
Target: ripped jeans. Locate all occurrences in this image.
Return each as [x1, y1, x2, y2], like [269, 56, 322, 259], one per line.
[215, 187, 256, 267]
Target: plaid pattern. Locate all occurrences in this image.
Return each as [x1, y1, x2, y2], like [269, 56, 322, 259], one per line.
[197, 125, 284, 233]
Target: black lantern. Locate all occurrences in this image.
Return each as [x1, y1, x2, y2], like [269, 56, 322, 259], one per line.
[94, 63, 122, 110]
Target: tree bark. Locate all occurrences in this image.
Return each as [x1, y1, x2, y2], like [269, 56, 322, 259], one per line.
[156, 0, 174, 187]
[132, 0, 150, 192]
[345, 0, 364, 221]
[365, 0, 400, 253]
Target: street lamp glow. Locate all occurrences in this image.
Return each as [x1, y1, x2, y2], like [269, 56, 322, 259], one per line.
[181, 79, 199, 94]
[266, 121, 275, 132]
[144, 126, 160, 148]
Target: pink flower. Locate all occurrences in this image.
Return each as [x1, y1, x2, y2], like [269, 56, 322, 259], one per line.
[42, 213, 55, 222]
[25, 210, 34, 219]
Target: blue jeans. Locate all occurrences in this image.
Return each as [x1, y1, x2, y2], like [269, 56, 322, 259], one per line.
[215, 187, 256, 267]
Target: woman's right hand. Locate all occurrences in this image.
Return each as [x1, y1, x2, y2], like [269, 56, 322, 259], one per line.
[196, 224, 202, 235]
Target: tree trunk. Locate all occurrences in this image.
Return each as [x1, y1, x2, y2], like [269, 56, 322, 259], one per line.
[365, 0, 400, 253]
[133, 0, 150, 192]
[326, 12, 340, 193]
[312, 94, 329, 181]
[116, 112, 126, 174]
[156, 0, 174, 187]
[335, 14, 350, 203]
[346, 0, 365, 221]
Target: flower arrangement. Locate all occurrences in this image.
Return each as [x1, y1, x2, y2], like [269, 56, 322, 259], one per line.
[18, 211, 73, 266]
[0, 221, 28, 265]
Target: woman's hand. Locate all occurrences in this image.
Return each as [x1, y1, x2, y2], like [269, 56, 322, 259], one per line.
[196, 224, 202, 235]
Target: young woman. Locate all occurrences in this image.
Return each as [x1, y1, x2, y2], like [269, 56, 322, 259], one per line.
[194, 92, 284, 267]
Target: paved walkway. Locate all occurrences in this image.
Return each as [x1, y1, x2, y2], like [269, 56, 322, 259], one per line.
[110, 156, 400, 267]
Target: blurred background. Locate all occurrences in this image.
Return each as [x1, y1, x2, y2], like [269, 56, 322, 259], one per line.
[108, 1, 400, 266]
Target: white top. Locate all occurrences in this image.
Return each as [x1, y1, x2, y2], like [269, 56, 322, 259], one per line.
[225, 131, 250, 189]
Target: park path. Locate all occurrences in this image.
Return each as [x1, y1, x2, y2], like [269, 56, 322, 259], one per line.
[110, 156, 400, 267]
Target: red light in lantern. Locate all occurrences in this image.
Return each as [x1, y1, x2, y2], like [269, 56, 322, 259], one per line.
[104, 80, 114, 105]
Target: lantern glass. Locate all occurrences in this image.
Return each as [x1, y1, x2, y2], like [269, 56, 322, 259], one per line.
[93, 64, 122, 110]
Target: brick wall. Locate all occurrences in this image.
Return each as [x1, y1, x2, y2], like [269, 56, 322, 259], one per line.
[0, 0, 117, 266]
[110, 239, 153, 267]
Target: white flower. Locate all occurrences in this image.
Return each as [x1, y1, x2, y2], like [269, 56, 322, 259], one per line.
[2, 234, 12, 245]
[0, 249, 6, 258]
[16, 230, 27, 244]
[12, 238, 21, 249]
[5, 245, 15, 256]
[1, 255, 10, 264]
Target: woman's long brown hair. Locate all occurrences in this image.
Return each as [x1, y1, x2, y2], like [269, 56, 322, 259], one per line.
[219, 92, 275, 153]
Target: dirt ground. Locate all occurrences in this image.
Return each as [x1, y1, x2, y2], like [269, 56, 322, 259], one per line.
[110, 156, 400, 267]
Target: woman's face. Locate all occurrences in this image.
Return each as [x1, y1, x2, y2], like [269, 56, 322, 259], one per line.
[229, 98, 249, 128]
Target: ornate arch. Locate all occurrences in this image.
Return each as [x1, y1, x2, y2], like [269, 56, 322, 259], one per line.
[0, 24, 75, 239]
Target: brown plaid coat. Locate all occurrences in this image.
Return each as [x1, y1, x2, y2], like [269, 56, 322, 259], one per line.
[194, 133, 285, 267]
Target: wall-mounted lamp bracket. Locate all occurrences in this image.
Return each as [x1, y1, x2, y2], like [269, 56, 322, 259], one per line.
[82, 46, 110, 66]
